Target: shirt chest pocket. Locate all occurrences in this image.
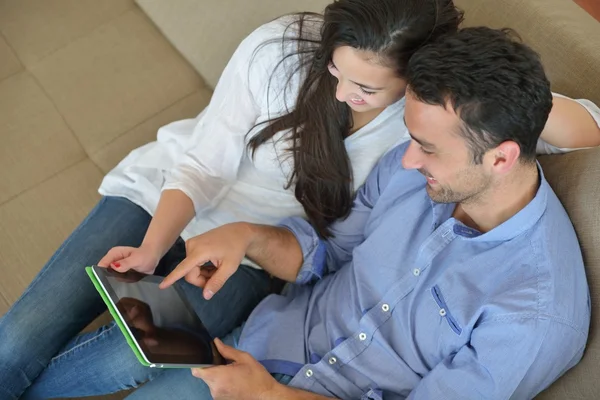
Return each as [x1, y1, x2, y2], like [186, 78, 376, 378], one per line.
[430, 285, 463, 336]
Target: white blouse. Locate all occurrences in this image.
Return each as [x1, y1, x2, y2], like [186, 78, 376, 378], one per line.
[99, 17, 600, 267]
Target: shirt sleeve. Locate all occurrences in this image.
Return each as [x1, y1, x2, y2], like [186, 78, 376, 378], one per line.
[536, 92, 600, 155]
[161, 22, 281, 216]
[279, 145, 404, 285]
[406, 316, 587, 400]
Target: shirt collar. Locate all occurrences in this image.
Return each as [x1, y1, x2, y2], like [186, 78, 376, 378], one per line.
[431, 162, 549, 242]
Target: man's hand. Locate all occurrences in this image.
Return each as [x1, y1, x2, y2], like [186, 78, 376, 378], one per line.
[159, 223, 254, 300]
[192, 338, 278, 400]
[193, 339, 336, 400]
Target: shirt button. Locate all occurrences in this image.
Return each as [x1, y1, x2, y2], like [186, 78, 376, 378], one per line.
[328, 357, 337, 365]
[413, 268, 421, 276]
[305, 369, 313, 377]
[381, 304, 390, 312]
[359, 333, 367, 341]
[439, 308, 447, 317]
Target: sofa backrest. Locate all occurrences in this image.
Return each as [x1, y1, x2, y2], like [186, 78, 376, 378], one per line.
[455, 0, 600, 109]
[136, 0, 331, 89]
[136, 0, 600, 398]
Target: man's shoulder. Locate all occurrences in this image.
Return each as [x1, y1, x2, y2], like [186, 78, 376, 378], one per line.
[536, 180, 581, 254]
[515, 181, 587, 321]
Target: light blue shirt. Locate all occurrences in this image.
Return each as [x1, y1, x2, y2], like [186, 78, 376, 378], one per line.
[238, 142, 590, 399]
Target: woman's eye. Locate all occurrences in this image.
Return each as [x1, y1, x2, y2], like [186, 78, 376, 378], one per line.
[419, 146, 433, 155]
[359, 87, 375, 96]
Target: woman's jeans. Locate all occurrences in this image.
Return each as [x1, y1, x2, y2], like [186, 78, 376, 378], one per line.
[0, 196, 273, 399]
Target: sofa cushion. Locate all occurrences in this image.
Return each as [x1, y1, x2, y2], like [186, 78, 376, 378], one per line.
[0, 160, 102, 314]
[0, 72, 86, 204]
[0, 0, 135, 67]
[29, 8, 204, 155]
[0, 34, 22, 81]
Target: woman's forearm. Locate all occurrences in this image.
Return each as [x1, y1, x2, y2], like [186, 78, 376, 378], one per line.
[141, 189, 196, 259]
[540, 96, 600, 148]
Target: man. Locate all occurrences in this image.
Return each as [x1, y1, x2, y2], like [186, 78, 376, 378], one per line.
[161, 27, 590, 399]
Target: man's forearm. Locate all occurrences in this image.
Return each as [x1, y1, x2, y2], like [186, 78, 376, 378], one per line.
[264, 384, 336, 400]
[244, 223, 304, 282]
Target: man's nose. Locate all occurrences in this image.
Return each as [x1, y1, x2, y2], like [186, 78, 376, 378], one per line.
[401, 141, 423, 170]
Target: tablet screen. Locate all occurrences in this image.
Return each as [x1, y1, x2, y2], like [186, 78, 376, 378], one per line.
[95, 266, 214, 365]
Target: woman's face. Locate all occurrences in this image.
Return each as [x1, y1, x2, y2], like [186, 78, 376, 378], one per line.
[328, 46, 407, 113]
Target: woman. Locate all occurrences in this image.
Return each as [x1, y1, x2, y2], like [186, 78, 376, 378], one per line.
[2, 0, 599, 398]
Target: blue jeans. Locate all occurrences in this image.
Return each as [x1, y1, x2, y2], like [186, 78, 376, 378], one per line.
[0, 196, 273, 399]
[122, 326, 293, 400]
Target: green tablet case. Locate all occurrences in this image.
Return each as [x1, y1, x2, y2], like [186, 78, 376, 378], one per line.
[85, 266, 151, 367]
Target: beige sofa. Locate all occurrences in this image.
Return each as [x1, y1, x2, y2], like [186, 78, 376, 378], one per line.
[0, 0, 598, 399]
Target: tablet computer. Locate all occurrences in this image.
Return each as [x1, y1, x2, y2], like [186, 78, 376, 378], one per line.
[86, 265, 214, 368]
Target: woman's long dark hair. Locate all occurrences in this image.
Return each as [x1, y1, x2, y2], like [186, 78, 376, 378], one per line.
[248, 0, 464, 237]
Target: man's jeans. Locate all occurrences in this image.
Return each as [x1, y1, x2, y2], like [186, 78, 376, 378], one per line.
[0, 196, 272, 399]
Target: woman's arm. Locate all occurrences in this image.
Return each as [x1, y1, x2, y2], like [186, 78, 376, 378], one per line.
[539, 94, 600, 149]
[145, 23, 286, 253]
[140, 189, 196, 260]
[101, 22, 285, 273]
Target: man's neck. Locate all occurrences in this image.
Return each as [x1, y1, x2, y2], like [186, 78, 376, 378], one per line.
[453, 164, 540, 233]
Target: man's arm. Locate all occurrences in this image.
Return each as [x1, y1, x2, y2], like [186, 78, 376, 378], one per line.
[243, 223, 304, 282]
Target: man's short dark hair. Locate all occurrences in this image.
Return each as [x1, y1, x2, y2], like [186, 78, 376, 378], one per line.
[406, 27, 553, 163]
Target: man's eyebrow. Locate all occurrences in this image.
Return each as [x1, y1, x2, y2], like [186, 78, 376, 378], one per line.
[403, 116, 436, 148]
[330, 61, 385, 91]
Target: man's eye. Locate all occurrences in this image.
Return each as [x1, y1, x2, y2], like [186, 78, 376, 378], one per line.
[419, 147, 433, 155]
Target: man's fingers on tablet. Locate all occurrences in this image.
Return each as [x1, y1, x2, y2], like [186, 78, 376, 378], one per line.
[160, 257, 204, 289]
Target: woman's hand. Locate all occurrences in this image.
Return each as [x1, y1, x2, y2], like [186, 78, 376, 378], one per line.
[98, 245, 162, 275]
[160, 223, 254, 300]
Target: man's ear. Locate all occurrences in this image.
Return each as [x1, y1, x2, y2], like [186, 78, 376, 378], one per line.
[490, 141, 521, 174]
